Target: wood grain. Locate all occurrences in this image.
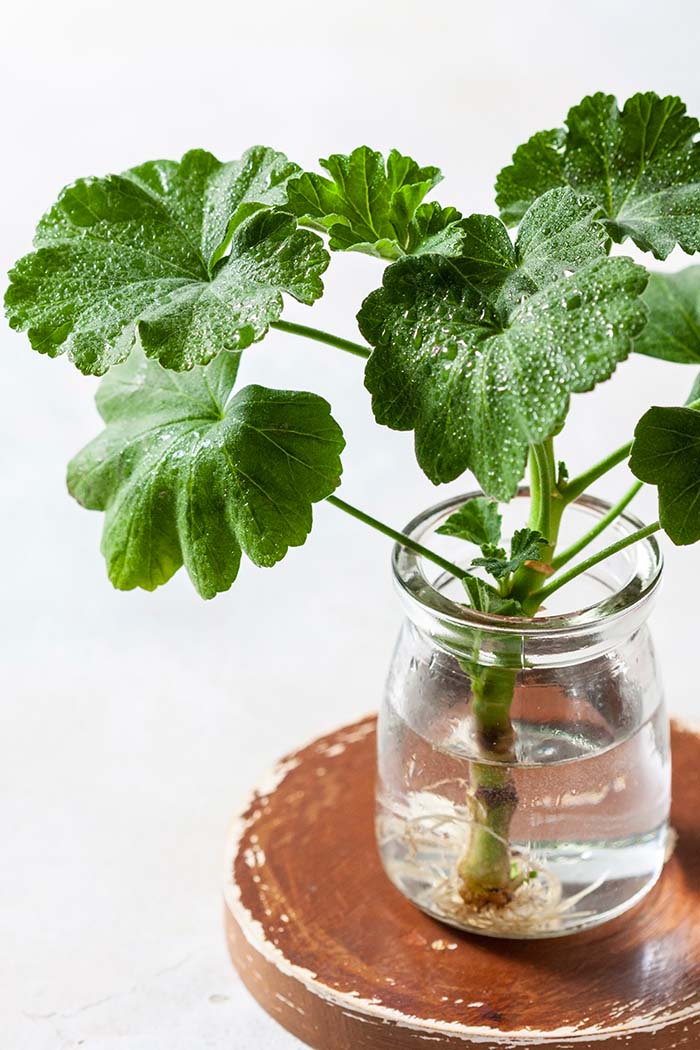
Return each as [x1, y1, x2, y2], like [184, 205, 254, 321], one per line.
[224, 718, 700, 1048]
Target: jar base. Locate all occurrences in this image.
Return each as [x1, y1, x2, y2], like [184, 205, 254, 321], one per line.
[386, 858, 666, 940]
[377, 810, 669, 939]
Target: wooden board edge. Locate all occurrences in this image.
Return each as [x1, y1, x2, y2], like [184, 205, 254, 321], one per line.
[223, 716, 700, 1048]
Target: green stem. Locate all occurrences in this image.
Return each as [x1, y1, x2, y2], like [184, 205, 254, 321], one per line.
[553, 399, 700, 509]
[529, 521, 661, 606]
[458, 441, 563, 906]
[326, 495, 469, 581]
[528, 441, 554, 540]
[510, 440, 565, 603]
[471, 666, 518, 756]
[271, 320, 370, 359]
[457, 663, 520, 907]
[458, 768, 519, 904]
[329, 493, 525, 908]
[552, 481, 643, 571]
[528, 443, 544, 530]
[563, 441, 633, 503]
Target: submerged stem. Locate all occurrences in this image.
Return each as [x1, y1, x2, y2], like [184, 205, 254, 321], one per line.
[271, 320, 370, 359]
[457, 663, 520, 907]
[457, 441, 564, 907]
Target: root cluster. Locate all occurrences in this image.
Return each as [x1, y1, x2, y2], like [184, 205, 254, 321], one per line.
[378, 796, 608, 935]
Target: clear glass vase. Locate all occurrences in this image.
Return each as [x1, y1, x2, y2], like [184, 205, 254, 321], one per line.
[376, 491, 670, 939]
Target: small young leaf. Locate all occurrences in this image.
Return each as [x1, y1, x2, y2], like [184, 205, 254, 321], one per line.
[634, 267, 700, 364]
[462, 575, 524, 616]
[496, 92, 700, 260]
[473, 529, 548, 580]
[402, 202, 467, 257]
[5, 149, 328, 375]
[436, 497, 502, 548]
[286, 147, 464, 260]
[360, 187, 648, 499]
[510, 528, 549, 563]
[67, 347, 345, 597]
[630, 400, 700, 545]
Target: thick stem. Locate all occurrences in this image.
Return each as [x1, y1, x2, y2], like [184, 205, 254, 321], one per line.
[510, 440, 566, 605]
[529, 441, 554, 540]
[471, 666, 518, 757]
[457, 665, 519, 906]
[457, 441, 564, 907]
[329, 492, 527, 905]
[271, 320, 370, 359]
[459, 774, 519, 903]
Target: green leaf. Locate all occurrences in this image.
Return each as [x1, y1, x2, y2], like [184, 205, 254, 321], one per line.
[686, 372, 700, 406]
[473, 529, 548, 580]
[634, 267, 700, 364]
[496, 92, 700, 260]
[496, 129, 566, 227]
[67, 347, 345, 597]
[116, 147, 302, 269]
[445, 188, 607, 312]
[462, 575, 523, 616]
[5, 148, 328, 375]
[286, 147, 463, 260]
[402, 202, 467, 257]
[436, 497, 502, 548]
[630, 395, 700, 545]
[359, 187, 648, 498]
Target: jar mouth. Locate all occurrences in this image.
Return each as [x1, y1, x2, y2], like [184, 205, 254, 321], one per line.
[393, 489, 663, 640]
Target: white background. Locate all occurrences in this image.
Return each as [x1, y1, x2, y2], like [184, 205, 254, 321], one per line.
[2, 2, 700, 1047]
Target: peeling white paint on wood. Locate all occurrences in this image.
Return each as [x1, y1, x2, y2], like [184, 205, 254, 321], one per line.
[225, 717, 700, 1047]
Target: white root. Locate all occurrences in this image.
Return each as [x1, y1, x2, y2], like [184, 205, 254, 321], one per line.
[377, 804, 610, 935]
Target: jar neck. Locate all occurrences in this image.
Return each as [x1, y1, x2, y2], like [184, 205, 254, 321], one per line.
[392, 491, 663, 669]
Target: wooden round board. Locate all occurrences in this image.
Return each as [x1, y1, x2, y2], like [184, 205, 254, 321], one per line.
[224, 717, 700, 1048]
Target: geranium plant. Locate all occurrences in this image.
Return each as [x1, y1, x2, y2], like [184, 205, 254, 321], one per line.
[6, 91, 700, 911]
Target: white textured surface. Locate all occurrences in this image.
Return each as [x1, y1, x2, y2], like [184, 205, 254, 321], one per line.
[2, 3, 700, 1048]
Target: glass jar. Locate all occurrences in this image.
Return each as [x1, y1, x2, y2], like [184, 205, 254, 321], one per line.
[376, 491, 670, 939]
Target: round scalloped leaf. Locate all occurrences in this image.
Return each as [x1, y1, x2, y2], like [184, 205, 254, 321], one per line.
[634, 267, 700, 364]
[359, 190, 648, 499]
[496, 92, 700, 260]
[67, 347, 345, 597]
[5, 148, 328, 375]
[630, 395, 700, 545]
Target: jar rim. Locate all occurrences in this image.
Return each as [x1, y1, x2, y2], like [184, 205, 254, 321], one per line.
[392, 490, 663, 640]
